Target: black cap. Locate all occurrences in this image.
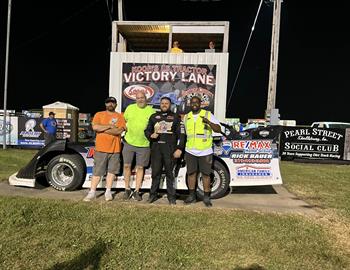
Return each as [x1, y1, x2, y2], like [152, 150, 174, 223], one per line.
[160, 96, 172, 103]
[105, 96, 117, 103]
[49, 111, 55, 116]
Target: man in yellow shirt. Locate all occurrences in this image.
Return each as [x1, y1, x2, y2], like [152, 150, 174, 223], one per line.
[170, 40, 183, 53]
[122, 91, 155, 200]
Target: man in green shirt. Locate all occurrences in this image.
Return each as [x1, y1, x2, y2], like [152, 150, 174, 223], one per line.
[122, 91, 155, 200]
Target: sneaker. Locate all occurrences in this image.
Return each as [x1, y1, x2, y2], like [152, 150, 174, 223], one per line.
[184, 193, 196, 205]
[147, 193, 158, 203]
[168, 198, 176, 205]
[83, 191, 96, 202]
[133, 191, 142, 201]
[203, 196, 212, 207]
[105, 191, 113, 201]
[123, 189, 132, 200]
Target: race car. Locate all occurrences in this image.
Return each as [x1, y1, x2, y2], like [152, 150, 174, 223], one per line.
[9, 125, 282, 199]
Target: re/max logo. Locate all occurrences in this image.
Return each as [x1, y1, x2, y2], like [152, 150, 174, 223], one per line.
[232, 140, 271, 150]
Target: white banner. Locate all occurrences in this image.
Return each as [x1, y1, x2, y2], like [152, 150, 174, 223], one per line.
[0, 116, 18, 145]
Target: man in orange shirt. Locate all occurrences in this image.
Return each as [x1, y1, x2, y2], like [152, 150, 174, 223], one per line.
[84, 96, 126, 201]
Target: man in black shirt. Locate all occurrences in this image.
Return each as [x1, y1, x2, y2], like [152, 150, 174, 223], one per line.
[145, 96, 185, 204]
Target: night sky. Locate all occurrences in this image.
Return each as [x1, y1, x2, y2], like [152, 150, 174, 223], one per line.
[0, 0, 348, 125]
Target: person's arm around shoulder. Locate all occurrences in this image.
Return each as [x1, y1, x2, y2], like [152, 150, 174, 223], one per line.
[149, 105, 156, 116]
[201, 112, 221, 133]
[173, 114, 185, 158]
[123, 105, 131, 123]
[145, 113, 158, 141]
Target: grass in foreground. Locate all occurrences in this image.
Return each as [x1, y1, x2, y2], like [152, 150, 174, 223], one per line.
[1, 148, 350, 219]
[0, 149, 38, 181]
[281, 161, 350, 218]
[0, 196, 348, 270]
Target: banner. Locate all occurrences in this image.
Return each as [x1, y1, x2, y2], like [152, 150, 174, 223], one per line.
[56, 118, 72, 140]
[17, 117, 45, 147]
[121, 63, 216, 114]
[214, 139, 282, 186]
[0, 116, 18, 145]
[279, 127, 345, 160]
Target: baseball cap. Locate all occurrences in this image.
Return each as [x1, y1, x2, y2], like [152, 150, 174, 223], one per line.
[160, 96, 172, 103]
[105, 96, 117, 103]
[49, 111, 55, 116]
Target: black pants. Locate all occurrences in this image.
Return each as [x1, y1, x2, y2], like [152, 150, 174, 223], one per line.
[150, 143, 176, 199]
[44, 133, 56, 146]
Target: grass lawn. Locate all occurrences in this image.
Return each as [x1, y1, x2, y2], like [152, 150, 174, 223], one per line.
[281, 161, 350, 218]
[0, 196, 348, 270]
[1, 149, 350, 269]
[0, 149, 38, 181]
[1, 149, 349, 217]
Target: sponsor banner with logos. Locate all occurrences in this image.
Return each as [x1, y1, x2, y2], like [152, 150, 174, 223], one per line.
[279, 127, 346, 160]
[0, 116, 18, 145]
[214, 139, 282, 186]
[56, 118, 72, 140]
[122, 63, 216, 114]
[17, 117, 45, 147]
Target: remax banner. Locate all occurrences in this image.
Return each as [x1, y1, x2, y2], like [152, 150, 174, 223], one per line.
[121, 63, 216, 114]
[214, 139, 282, 186]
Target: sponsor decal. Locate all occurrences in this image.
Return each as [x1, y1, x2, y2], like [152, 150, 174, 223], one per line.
[239, 131, 250, 138]
[224, 129, 231, 136]
[214, 145, 223, 155]
[111, 118, 118, 125]
[59, 157, 77, 169]
[259, 130, 270, 137]
[283, 128, 343, 140]
[181, 87, 213, 107]
[231, 140, 273, 164]
[222, 141, 232, 155]
[25, 119, 36, 131]
[20, 119, 41, 138]
[231, 153, 272, 164]
[236, 165, 272, 178]
[232, 140, 272, 151]
[86, 147, 95, 158]
[123, 85, 155, 100]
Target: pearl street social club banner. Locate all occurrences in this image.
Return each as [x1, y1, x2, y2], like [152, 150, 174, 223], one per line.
[121, 63, 216, 114]
[279, 127, 347, 161]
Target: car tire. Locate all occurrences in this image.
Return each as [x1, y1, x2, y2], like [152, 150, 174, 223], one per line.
[46, 154, 85, 191]
[196, 160, 230, 199]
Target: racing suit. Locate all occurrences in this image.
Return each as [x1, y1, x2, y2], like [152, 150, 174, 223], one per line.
[145, 110, 185, 201]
